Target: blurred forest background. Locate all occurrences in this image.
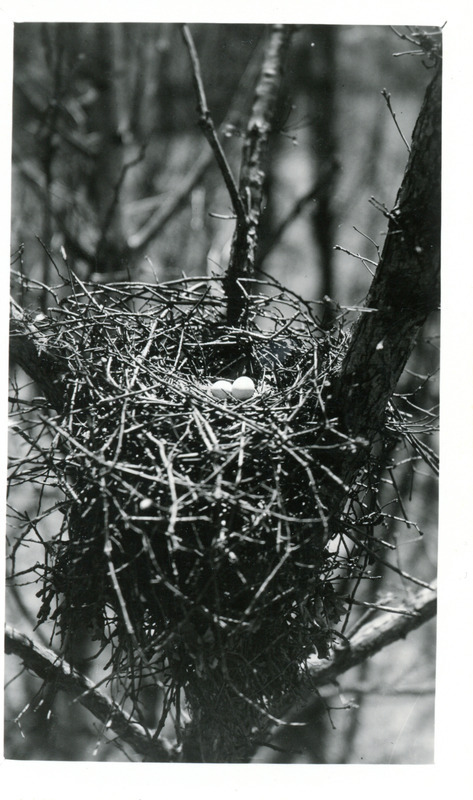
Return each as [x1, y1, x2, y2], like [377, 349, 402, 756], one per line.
[6, 22, 438, 763]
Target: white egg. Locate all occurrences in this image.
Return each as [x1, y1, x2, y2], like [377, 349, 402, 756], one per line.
[210, 379, 233, 399]
[139, 498, 154, 511]
[231, 376, 255, 400]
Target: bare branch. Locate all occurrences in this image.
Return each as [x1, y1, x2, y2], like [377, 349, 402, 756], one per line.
[307, 582, 437, 687]
[181, 24, 247, 227]
[5, 624, 177, 762]
[238, 25, 294, 225]
[381, 88, 411, 153]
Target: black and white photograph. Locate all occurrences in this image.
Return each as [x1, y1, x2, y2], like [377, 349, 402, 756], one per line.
[1, 2, 471, 797]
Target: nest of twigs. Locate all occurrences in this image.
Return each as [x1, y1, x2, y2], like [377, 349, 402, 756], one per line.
[10, 274, 376, 760]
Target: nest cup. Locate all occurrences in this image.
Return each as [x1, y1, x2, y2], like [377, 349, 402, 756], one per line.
[30, 275, 352, 759]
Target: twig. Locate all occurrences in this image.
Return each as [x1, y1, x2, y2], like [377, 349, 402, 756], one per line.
[381, 88, 411, 153]
[307, 582, 436, 687]
[341, 595, 420, 617]
[333, 244, 377, 276]
[5, 624, 177, 762]
[181, 24, 247, 227]
[126, 36, 266, 256]
[352, 225, 381, 260]
[351, 540, 434, 590]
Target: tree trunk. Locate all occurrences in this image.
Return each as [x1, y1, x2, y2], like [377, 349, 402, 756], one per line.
[323, 64, 441, 505]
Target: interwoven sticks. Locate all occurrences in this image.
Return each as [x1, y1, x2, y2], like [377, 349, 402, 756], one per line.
[9, 275, 371, 759]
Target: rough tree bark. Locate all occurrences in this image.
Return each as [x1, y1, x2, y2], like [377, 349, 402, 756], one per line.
[224, 24, 293, 324]
[336, 66, 440, 441]
[323, 64, 441, 510]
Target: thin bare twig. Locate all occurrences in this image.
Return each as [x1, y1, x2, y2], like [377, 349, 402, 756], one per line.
[181, 24, 247, 227]
[381, 88, 411, 153]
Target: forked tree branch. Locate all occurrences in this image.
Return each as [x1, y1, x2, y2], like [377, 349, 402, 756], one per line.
[181, 22, 293, 323]
[4, 625, 177, 762]
[126, 37, 266, 257]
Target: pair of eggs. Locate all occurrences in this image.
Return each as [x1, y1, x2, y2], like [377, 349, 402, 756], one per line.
[211, 375, 256, 401]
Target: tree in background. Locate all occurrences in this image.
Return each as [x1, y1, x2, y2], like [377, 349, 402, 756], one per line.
[7, 23, 440, 763]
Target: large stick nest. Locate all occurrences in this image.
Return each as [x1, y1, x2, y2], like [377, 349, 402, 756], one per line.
[9, 275, 382, 759]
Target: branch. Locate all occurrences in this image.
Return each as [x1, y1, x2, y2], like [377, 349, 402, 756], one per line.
[307, 582, 437, 687]
[381, 87, 411, 153]
[181, 24, 247, 227]
[126, 37, 266, 256]
[225, 24, 293, 324]
[5, 624, 177, 762]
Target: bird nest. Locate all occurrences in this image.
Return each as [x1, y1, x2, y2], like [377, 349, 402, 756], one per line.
[9, 274, 377, 760]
